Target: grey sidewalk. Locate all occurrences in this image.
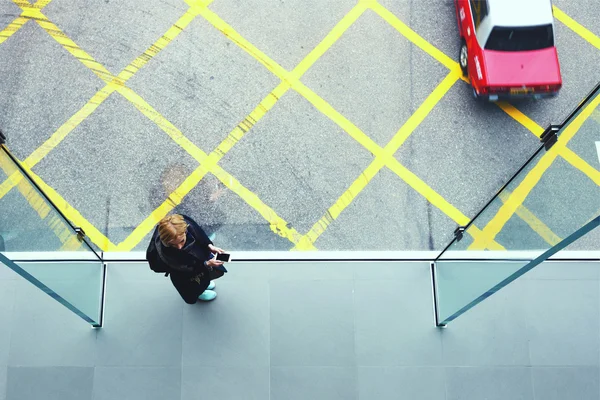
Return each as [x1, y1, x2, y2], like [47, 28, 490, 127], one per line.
[0, 260, 599, 400]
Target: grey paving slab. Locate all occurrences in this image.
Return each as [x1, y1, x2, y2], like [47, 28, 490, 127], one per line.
[270, 260, 354, 281]
[31, 92, 199, 246]
[358, 366, 446, 400]
[14, 261, 103, 323]
[355, 278, 442, 366]
[44, 0, 188, 75]
[395, 82, 540, 219]
[6, 367, 93, 400]
[354, 261, 433, 281]
[0, 365, 5, 400]
[532, 367, 600, 400]
[446, 367, 534, 400]
[182, 366, 269, 400]
[127, 17, 281, 155]
[435, 261, 527, 323]
[0, 21, 102, 160]
[270, 279, 355, 367]
[524, 279, 600, 366]
[93, 367, 181, 400]
[210, 0, 356, 71]
[219, 90, 374, 235]
[301, 8, 449, 148]
[315, 168, 457, 251]
[442, 280, 531, 366]
[214, 261, 269, 282]
[0, 265, 17, 281]
[0, 281, 14, 366]
[522, 261, 600, 280]
[182, 279, 270, 367]
[271, 367, 357, 400]
[95, 278, 183, 367]
[8, 280, 96, 367]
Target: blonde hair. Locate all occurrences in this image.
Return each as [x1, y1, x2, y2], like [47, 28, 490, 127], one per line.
[158, 214, 188, 245]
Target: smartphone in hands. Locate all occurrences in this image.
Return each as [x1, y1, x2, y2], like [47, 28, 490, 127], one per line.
[216, 253, 231, 262]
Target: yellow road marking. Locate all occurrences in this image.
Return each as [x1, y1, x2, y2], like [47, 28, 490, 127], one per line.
[561, 147, 600, 187]
[553, 6, 600, 51]
[118, 3, 369, 250]
[115, 83, 311, 250]
[117, 165, 210, 251]
[23, 166, 117, 251]
[496, 102, 545, 137]
[0, 148, 84, 251]
[197, 7, 288, 79]
[371, 2, 462, 76]
[498, 191, 561, 246]
[592, 110, 600, 124]
[0, 16, 29, 45]
[470, 93, 600, 249]
[0, 1, 202, 250]
[295, 71, 505, 249]
[498, 101, 600, 187]
[294, 159, 385, 250]
[117, 8, 201, 82]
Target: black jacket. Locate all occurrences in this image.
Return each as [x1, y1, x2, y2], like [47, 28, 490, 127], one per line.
[147, 215, 216, 304]
[148, 215, 213, 276]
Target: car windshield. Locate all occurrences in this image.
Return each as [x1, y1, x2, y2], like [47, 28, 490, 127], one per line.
[485, 24, 554, 51]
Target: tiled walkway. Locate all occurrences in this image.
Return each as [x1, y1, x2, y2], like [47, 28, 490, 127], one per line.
[0, 260, 598, 399]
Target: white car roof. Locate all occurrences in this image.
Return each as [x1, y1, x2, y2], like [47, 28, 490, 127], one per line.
[487, 0, 554, 27]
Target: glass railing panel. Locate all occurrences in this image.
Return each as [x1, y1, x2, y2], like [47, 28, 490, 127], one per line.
[434, 85, 600, 326]
[0, 144, 104, 325]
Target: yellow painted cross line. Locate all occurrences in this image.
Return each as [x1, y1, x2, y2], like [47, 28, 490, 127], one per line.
[470, 92, 600, 249]
[0, 148, 88, 251]
[115, 1, 368, 250]
[197, 7, 289, 80]
[553, 6, 600, 51]
[561, 147, 600, 187]
[371, 2, 461, 75]
[294, 71, 504, 250]
[115, 82, 310, 250]
[0, 16, 29, 45]
[23, 166, 117, 251]
[497, 101, 600, 187]
[117, 8, 201, 82]
[0, 1, 204, 250]
[0, 0, 53, 45]
[0, 6, 197, 201]
[291, 3, 368, 79]
[496, 102, 545, 137]
[498, 191, 562, 246]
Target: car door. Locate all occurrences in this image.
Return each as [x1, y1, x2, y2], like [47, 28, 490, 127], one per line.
[466, 0, 489, 90]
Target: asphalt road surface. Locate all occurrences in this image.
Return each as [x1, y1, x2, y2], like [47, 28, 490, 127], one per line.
[0, 0, 598, 253]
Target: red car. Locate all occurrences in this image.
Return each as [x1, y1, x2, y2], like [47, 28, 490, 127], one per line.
[454, 0, 562, 100]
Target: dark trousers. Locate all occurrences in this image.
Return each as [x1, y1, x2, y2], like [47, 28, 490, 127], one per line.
[170, 272, 211, 304]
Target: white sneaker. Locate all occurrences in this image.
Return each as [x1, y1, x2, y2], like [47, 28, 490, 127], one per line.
[198, 290, 217, 301]
[207, 281, 216, 290]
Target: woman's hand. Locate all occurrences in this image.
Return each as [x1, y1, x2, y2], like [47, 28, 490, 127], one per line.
[205, 254, 224, 269]
[208, 244, 225, 254]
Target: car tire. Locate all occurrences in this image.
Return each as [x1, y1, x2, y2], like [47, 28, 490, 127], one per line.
[459, 41, 468, 76]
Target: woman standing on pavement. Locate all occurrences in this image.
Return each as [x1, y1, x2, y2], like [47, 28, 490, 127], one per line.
[149, 214, 227, 303]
